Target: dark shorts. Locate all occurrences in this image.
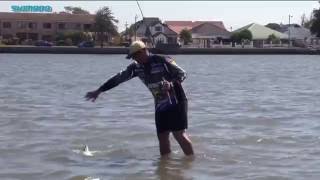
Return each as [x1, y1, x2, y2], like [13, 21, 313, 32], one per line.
[155, 100, 188, 133]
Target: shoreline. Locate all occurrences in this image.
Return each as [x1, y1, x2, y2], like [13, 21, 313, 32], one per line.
[0, 46, 319, 55]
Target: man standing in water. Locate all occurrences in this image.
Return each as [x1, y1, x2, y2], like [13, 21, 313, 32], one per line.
[85, 41, 194, 156]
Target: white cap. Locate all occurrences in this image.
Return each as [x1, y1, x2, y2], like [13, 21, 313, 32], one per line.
[126, 40, 146, 59]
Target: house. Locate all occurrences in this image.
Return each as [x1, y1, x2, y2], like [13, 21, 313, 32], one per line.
[164, 21, 230, 48]
[233, 23, 288, 48]
[191, 22, 231, 48]
[0, 12, 94, 42]
[148, 22, 178, 45]
[130, 17, 178, 47]
[165, 21, 227, 34]
[279, 24, 313, 47]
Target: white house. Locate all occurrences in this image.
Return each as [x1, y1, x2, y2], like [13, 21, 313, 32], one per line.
[131, 17, 178, 47]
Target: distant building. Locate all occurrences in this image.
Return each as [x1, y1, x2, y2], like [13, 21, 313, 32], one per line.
[0, 12, 95, 42]
[165, 21, 230, 48]
[280, 24, 311, 40]
[131, 17, 178, 47]
[279, 24, 314, 47]
[233, 23, 288, 48]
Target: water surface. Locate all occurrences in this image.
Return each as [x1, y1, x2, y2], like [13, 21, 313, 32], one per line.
[1, 54, 320, 180]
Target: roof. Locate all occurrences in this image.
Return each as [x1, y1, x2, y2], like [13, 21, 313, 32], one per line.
[165, 20, 227, 34]
[279, 24, 311, 40]
[163, 24, 178, 36]
[279, 24, 301, 32]
[191, 22, 231, 38]
[135, 18, 178, 38]
[0, 12, 95, 23]
[135, 17, 161, 37]
[285, 27, 311, 40]
[140, 17, 161, 27]
[234, 23, 288, 39]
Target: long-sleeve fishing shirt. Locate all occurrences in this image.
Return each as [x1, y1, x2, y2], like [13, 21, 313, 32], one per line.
[98, 54, 187, 112]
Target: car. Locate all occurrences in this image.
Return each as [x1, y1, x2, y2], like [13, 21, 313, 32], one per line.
[35, 40, 53, 47]
[78, 41, 95, 48]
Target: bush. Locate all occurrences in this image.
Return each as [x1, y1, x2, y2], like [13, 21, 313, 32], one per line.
[55, 32, 86, 45]
[2, 38, 19, 45]
[65, 38, 73, 46]
[56, 40, 65, 46]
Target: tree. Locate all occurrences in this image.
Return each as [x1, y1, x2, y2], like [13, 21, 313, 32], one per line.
[267, 34, 280, 44]
[310, 7, 320, 37]
[94, 6, 119, 47]
[64, 6, 90, 14]
[265, 23, 281, 31]
[301, 12, 314, 29]
[230, 32, 240, 43]
[179, 29, 192, 45]
[239, 29, 253, 41]
[231, 29, 253, 43]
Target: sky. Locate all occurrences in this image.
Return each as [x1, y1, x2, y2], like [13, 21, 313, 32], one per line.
[0, 1, 319, 32]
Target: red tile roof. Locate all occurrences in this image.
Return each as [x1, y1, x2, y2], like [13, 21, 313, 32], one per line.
[165, 21, 226, 34]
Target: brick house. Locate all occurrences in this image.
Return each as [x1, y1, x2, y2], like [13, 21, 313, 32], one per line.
[0, 12, 95, 42]
[165, 21, 231, 47]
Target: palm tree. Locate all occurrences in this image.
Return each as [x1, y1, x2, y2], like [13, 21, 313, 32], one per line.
[94, 7, 119, 47]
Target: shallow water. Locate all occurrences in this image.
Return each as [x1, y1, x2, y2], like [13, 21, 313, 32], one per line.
[1, 54, 320, 180]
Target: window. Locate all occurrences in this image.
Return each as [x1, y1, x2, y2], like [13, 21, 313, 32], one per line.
[17, 21, 28, 29]
[155, 26, 162, 32]
[43, 23, 52, 29]
[84, 24, 91, 31]
[75, 23, 81, 29]
[28, 22, 37, 29]
[3, 22, 11, 28]
[58, 23, 66, 30]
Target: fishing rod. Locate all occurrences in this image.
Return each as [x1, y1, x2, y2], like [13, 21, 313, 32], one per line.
[136, 0, 154, 47]
[136, 0, 144, 19]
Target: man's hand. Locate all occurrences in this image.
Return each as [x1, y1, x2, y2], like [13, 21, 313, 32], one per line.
[85, 90, 101, 102]
[161, 80, 172, 91]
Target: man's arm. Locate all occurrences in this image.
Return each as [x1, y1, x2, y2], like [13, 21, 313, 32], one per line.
[163, 56, 186, 83]
[98, 63, 137, 92]
[85, 63, 136, 102]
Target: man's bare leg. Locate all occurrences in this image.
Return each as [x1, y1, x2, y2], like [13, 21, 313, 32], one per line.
[157, 131, 171, 156]
[172, 130, 194, 156]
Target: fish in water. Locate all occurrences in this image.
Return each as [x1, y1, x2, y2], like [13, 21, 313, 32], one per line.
[81, 144, 94, 156]
[72, 144, 99, 156]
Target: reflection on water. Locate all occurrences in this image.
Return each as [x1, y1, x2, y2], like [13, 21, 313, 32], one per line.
[155, 156, 195, 180]
[1, 54, 320, 179]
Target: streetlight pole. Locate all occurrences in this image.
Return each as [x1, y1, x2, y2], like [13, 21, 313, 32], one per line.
[288, 14, 293, 48]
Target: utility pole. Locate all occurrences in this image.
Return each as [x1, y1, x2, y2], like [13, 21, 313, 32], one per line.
[134, 14, 138, 41]
[125, 21, 128, 31]
[288, 14, 293, 48]
[124, 21, 129, 42]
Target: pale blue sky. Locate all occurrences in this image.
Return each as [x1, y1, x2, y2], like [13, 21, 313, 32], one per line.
[0, 1, 319, 31]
